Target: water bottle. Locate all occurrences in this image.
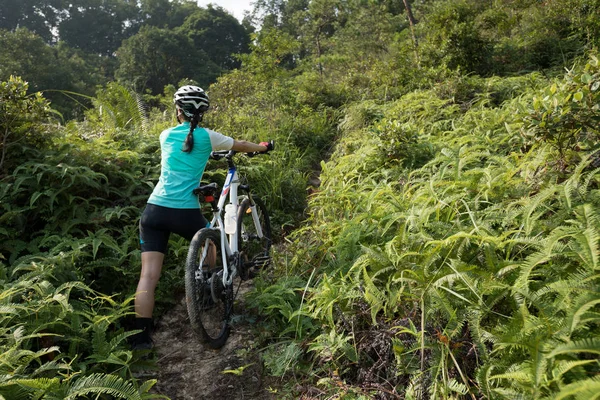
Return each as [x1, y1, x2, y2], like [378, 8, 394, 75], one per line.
[224, 204, 237, 234]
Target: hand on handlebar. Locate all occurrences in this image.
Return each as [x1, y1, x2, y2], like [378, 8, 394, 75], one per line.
[247, 140, 274, 157]
[212, 140, 274, 159]
[259, 140, 274, 152]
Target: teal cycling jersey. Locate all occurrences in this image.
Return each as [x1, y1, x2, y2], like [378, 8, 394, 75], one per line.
[148, 122, 233, 209]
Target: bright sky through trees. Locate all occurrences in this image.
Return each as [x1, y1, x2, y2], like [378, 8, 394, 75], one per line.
[196, 0, 253, 21]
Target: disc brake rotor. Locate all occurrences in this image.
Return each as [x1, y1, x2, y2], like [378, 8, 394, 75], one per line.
[210, 271, 223, 302]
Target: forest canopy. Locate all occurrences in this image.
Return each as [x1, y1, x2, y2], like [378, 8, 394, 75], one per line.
[0, 0, 251, 117]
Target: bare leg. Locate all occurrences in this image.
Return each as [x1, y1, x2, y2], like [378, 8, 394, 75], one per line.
[207, 241, 217, 268]
[135, 251, 165, 318]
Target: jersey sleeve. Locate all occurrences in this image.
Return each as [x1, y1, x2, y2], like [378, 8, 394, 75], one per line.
[206, 129, 234, 151]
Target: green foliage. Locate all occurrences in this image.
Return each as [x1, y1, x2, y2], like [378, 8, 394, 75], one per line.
[1, 0, 253, 109]
[0, 263, 160, 399]
[0, 29, 66, 93]
[416, 0, 598, 76]
[180, 6, 250, 70]
[237, 28, 300, 81]
[0, 28, 110, 119]
[86, 82, 149, 139]
[518, 53, 600, 166]
[257, 52, 600, 397]
[0, 76, 53, 174]
[0, 78, 184, 396]
[3, 1, 600, 397]
[115, 25, 221, 94]
[59, 0, 140, 56]
[207, 57, 338, 230]
[419, 0, 493, 75]
[0, 0, 61, 42]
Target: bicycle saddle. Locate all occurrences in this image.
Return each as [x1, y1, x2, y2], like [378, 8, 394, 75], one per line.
[193, 182, 219, 197]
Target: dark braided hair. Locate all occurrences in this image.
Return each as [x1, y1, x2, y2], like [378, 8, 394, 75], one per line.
[173, 85, 209, 152]
[182, 109, 203, 153]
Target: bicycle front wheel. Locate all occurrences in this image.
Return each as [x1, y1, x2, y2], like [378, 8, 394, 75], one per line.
[185, 228, 232, 349]
[237, 197, 272, 279]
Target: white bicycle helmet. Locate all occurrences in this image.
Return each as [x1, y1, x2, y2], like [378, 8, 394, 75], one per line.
[174, 85, 210, 117]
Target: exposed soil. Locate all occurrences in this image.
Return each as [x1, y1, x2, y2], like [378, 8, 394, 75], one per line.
[146, 281, 278, 400]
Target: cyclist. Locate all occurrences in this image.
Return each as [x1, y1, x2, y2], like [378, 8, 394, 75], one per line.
[131, 85, 272, 350]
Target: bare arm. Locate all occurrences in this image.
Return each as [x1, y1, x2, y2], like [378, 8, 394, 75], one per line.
[231, 140, 268, 153]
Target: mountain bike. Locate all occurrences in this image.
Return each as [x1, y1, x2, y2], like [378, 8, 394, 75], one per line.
[185, 145, 273, 349]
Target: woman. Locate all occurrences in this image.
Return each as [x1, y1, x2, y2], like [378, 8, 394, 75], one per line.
[132, 85, 271, 349]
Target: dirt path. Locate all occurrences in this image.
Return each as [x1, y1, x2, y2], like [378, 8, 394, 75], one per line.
[147, 282, 277, 400]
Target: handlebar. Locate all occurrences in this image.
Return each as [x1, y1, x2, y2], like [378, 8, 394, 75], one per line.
[210, 140, 274, 160]
[210, 150, 235, 160]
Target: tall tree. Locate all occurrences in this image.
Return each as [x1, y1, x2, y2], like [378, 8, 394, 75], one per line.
[59, 0, 139, 55]
[402, 0, 419, 59]
[251, 0, 309, 35]
[0, 28, 88, 95]
[139, 0, 200, 29]
[0, 28, 104, 118]
[0, 0, 61, 43]
[180, 6, 251, 70]
[419, 0, 492, 75]
[138, 0, 172, 27]
[115, 26, 220, 93]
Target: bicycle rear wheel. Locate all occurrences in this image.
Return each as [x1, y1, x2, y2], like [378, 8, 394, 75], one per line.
[185, 228, 232, 349]
[237, 197, 272, 279]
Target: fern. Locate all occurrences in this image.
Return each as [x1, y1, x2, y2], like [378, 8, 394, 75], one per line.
[547, 338, 600, 358]
[65, 373, 143, 400]
[550, 377, 600, 400]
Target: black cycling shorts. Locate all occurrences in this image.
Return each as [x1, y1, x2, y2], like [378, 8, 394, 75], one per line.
[139, 203, 209, 253]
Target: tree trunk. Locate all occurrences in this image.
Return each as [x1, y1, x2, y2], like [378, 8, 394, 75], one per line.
[403, 0, 417, 27]
[316, 25, 324, 77]
[402, 0, 419, 64]
[0, 127, 10, 172]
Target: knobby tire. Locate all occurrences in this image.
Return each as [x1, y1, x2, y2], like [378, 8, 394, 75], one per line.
[185, 228, 232, 349]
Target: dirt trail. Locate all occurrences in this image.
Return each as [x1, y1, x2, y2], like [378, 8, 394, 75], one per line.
[147, 282, 277, 400]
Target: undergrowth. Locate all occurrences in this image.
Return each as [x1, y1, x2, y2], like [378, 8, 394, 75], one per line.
[247, 52, 600, 399]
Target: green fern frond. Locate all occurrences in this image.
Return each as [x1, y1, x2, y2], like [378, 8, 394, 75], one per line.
[568, 294, 600, 334]
[550, 359, 596, 383]
[0, 377, 60, 391]
[138, 379, 159, 397]
[29, 359, 70, 379]
[490, 387, 529, 400]
[572, 209, 599, 271]
[489, 366, 533, 384]
[65, 373, 142, 400]
[447, 378, 469, 395]
[89, 321, 109, 357]
[551, 376, 600, 400]
[109, 330, 138, 350]
[513, 252, 552, 296]
[359, 264, 386, 325]
[548, 338, 600, 358]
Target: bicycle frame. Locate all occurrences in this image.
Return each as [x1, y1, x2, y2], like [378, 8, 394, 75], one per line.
[186, 144, 273, 349]
[199, 153, 266, 287]
[213, 165, 238, 286]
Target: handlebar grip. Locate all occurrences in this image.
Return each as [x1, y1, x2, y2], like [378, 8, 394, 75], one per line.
[261, 140, 275, 152]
